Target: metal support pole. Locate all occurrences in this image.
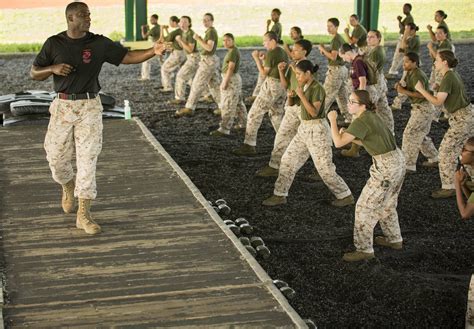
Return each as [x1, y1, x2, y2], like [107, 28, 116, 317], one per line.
[135, 0, 147, 41]
[125, 0, 134, 41]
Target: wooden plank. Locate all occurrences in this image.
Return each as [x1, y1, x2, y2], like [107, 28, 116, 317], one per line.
[0, 120, 306, 328]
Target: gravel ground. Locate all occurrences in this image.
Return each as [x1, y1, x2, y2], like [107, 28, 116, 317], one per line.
[1, 43, 473, 328]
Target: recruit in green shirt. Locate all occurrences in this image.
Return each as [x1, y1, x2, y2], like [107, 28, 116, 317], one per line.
[264, 46, 288, 79]
[181, 29, 197, 53]
[166, 28, 183, 51]
[222, 47, 240, 74]
[405, 68, 430, 104]
[201, 27, 218, 56]
[438, 21, 451, 41]
[400, 14, 414, 34]
[271, 22, 282, 42]
[402, 35, 420, 54]
[285, 64, 318, 106]
[367, 45, 386, 73]
[437, 39, 453, 52]
[300, 80, 326, 120]
[329, 33, 345, 66]
[346, 110, 396, 156]
[352, 24, 367, 48]
[438, 70, 470, 113]
[148, 24, 161, 42]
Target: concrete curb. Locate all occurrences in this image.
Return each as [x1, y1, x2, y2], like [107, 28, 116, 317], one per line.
[133, 117, 308, 329]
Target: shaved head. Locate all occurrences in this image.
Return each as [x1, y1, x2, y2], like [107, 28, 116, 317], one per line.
[65, 1, 88, 17]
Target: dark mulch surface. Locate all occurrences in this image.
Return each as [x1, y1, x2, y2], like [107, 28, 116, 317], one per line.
[1, 44, 473, 328]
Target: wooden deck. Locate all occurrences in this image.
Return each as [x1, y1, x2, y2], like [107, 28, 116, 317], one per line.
[0, 119, 306, 328]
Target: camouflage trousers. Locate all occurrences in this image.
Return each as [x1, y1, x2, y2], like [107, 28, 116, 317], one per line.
[268, 104, 300, 169]
[354, 148, 406, 253]
[160, 50, 186, 90]
[274, 119, 352, 199]
[402, 101, 439, 171]
[218, 73, 247, 134]
[174, 53, 200, 101]
[429, 64, 446, 120]
[252, 72, 265, 97]
[323, 65, 351, 123]
[391, 71, 408, 110]
[185, 54, 221, 111]
[439, 105, 474, 189]
[141, 55, 160, 80]
[388, 35, 404, 75]
[44, 97, 103, 200]
[244, 77, 286, 146]
[368, 84, 395, 135]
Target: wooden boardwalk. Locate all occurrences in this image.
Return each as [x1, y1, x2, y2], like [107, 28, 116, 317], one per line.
[0, 119, 306, 328]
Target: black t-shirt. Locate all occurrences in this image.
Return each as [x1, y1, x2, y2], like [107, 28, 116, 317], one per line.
[33, 31, 128, 93]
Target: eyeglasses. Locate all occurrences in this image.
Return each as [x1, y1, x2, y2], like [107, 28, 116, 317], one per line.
[348, 99, 361, 105]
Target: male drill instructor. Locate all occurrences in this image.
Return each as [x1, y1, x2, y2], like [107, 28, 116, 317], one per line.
[30, 2, 165, 235]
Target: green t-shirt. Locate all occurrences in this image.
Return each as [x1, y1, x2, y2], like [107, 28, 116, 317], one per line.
[222, 47, 240, 74]
[329, 33, 345, 66]
[181, 29, 197, 53]
[148, 24, 161, 42]
[406, 68, 431, 104]
[166, 28, 183, 51]
[271, 22, 282, 42]
[404, 35, 420, 54]
[201, 27, 218, 56]
[438, 21, 451, 41]
[346, 111, 397, 156]
[368, 46, 386, 73]
[264, 46, 288, 79]
[437, 39, 453, 52]
[300, 80, 326, 120]
[438, 70, 470, 113]
[352, 25, 368, 48]
[285, 65, 299, 93]
[400, 13, 414, 34]
[468, 192, 474, 204]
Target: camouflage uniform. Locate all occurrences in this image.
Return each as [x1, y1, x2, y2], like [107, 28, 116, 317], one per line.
[244, 77, 286, 146]
[274, 119, 352, 199]
[174, 52, 200, 101]
[323, 66, 351, 122]
[268, 104, 300, 169]
[367, 84, 395, 135]
[388, 36, 404, 75]
[44, 97, 103, 200]
[184, 55, 221, 111]
[391, 71, 408, 110]
[160, 49, 186, 90]
[402, 101, 439, 171]
[252, 72, 265, 97]
[439, 105, 474, 189]
[354, 148, 405, 253]
[218, 73, 247, 134]
[141, 56, 158, 80]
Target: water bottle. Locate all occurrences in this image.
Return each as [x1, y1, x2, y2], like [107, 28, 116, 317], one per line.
[124, 100, 132, 120]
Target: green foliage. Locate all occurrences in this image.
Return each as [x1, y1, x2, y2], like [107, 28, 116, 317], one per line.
[109, 31, 125, 42]
[0, 43, 43, 53]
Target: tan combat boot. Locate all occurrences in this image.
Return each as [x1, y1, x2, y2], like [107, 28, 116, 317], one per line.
[61, 179, 76, 213]
[76, 199, 101, 235]
[341, 143, 361, 158]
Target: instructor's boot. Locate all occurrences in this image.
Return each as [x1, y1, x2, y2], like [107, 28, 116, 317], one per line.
[61, 179, 76, 213]
[341, 143, 360, 158]
[76, 199, 101, 235]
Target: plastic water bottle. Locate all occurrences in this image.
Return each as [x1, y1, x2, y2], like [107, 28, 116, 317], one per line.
[124, 100, 132, 120]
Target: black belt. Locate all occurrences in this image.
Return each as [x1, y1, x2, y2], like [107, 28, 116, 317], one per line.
[57, 92, 97, 100]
